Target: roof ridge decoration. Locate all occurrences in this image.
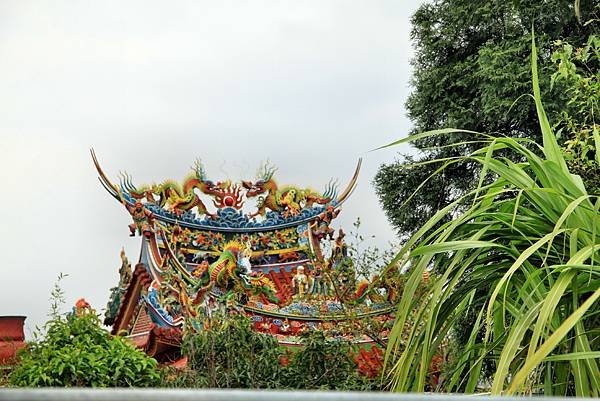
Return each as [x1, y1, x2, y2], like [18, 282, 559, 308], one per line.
[91, 149, 361, 232]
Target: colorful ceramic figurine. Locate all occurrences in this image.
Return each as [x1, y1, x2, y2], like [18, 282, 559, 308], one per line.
[242, 163, 337, 219]
[238, 241, 253, 275]
[292, 266, 309, 300]
[310, 264, 329, 299]
[311, 205, 340, 241]
[125, 201, 154, 237]
[280, 318, 291, 333]
[73, 298, 95, 316]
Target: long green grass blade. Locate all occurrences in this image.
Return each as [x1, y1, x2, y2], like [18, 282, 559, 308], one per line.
[507, 285, 600, 394]
[491, 303, 542, 394]
[544, 352, 600, 361]
[372, 128, 481, 151]
[531, 30, 569, 174]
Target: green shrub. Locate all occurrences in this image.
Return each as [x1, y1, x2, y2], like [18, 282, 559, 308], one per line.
[160, 366, 205, 388]
[182, 314, 286, 389]
[9, 312, 160, 387]
[287, 330, 379, 390]
[179, 314, 381, 390]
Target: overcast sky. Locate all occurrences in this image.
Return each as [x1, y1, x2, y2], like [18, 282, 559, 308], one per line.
[0, 1, 425, 335]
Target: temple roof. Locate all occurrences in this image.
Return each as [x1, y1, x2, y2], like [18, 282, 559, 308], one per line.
[92, 149, 361, 232]
[96, 151, 397, 359]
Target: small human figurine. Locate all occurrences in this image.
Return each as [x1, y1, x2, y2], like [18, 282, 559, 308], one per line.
[334, 229, 347, 257]
[311, 205, 340, 241]
[124, 200, 154, 237]
[310, 264, 329, 299]
[170, 224, 184, 249]
[323, 205, 340, 224]
[291, 266, 309, 300]
[118, 247, 132, 286]
[280, 318, 291, 333]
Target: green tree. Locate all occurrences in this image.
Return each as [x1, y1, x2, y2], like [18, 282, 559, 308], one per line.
[551, 30, 600, 194]
[9, 312, 160, 387]
[374, 0, 596, 236]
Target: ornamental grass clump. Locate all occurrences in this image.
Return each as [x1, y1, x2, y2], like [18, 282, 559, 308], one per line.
[383, 35, 600, 396]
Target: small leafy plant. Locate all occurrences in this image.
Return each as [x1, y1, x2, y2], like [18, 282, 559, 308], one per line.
[9, 312, 161, 387]
[10, 275, 160, 387]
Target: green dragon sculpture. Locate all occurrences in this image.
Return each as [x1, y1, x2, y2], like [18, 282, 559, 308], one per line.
[242, 163, 337, 218]
[197, 240, 280, 304]
[120, 160, 244, 218]
[169, 240, 281, 321]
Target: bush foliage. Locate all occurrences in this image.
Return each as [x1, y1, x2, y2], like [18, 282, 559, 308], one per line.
[182, 314, 286, 389]
[9, 312, 160, 387]
[287, 330, 373, 390]
[172, 314, 379, 390]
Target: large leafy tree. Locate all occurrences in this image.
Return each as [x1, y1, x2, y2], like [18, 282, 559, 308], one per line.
[552, 32, 600, 194]
[374, 0, 596, 236]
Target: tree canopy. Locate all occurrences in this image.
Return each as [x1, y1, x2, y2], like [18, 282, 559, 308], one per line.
[551, 32, 600, 194]
[374, 0, 597, 236]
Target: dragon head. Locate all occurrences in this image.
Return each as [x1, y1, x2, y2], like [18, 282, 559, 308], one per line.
[243, 161, 277, 197]
[190, 159, 220, 192]
[242, 179, 267, 197]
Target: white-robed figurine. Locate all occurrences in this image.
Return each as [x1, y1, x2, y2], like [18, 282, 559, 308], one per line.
[292, 266, 309, 300]
[238, 241, 253, 275]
